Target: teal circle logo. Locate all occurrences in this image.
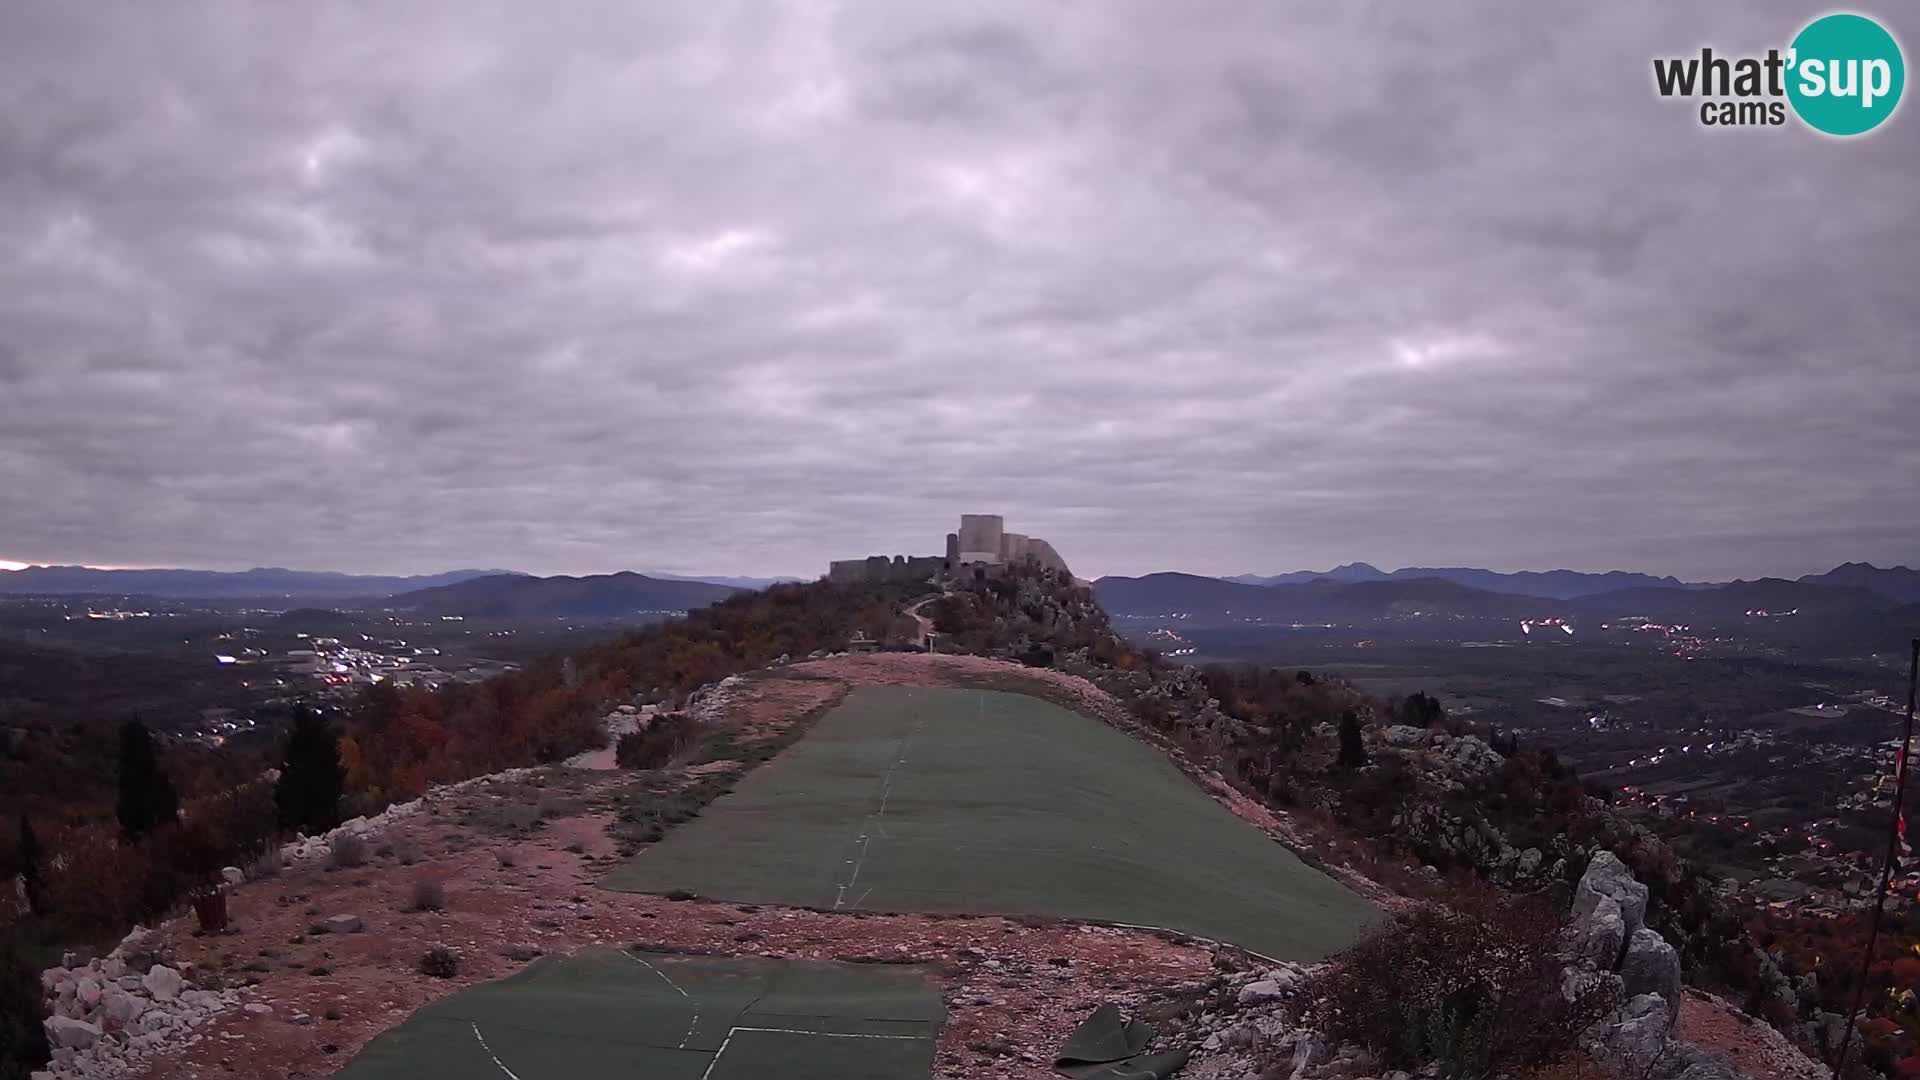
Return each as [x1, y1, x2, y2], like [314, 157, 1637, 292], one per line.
[1787, 13, 1905, 135]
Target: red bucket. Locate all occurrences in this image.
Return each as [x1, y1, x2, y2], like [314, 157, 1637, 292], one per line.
[193, 888, 229, 933]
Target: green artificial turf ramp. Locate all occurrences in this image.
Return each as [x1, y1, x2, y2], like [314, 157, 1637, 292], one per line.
[602, 686, 1376, 960]
[332, 948, 943, 1080]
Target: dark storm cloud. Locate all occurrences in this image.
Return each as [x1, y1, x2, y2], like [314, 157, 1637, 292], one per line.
[2, 0, 1916, 581]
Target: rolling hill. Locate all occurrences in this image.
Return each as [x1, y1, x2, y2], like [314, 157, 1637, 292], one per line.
[1097, 571, 1897, 628]
[386, 572, 741, 619]
[1568, 578, 1894, 621]
[0, 565, 514, 600]
[1094, 573, 1554, 623]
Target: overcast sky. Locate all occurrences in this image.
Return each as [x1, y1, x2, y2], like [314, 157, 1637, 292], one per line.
[2, 2, 1915, 581]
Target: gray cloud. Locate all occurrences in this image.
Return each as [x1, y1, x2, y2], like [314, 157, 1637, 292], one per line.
[1, 0, 1916, 582]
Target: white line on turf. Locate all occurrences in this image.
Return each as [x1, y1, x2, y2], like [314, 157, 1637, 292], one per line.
[833, 699, 924, 910]
[626, 951, 702, 1049]
[470, 1022, 524, 1080]
[699, 1024, 924, 1080]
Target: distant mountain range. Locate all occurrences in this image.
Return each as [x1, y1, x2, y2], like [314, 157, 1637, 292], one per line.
[0, 565, 796, 603]
[649, 573, 804, 590]
[0, 565, 513, 600]
[1097, 566, 1909, 627]
[1223, 561, 1920, 605]
[1795, 562, 1920, 604]
[1224, 562, 1686, 599]
[385, 572, 741, 619]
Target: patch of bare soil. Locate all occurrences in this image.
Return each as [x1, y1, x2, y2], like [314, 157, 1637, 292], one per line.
[1676, 989, 1827, 1080]
[729, 674, 848, 742]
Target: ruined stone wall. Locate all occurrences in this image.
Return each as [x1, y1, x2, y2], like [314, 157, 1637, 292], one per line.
[825, 554, 945, 584]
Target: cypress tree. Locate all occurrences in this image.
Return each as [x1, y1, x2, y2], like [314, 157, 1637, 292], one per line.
[1338, 709, 1369, 769]
[17, 814, 44, 916]
[275, 707, 344, 835]
[115, 719, 179, 840]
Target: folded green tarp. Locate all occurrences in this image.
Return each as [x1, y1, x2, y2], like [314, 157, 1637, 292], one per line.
[1055, 1004, 1190, 1080]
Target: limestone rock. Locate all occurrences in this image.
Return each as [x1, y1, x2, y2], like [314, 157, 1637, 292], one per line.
[45, 1016, 102, 1050]
[1574, 851, 1648, 941]
[100, 989, 147, 1030]
[142, 964, 184, 1001]
[1380, 725, 1431, 748]
[1669, 1051, 1749, 1080]
[221, 866, 246, 886]
[1576, 894, 1628, 969]
[1238, 979, 1288, 1005]
[326, 914, 364, 934]
[1588, 993, 1669, 1076]
[1441, 735, 1506, 780]
[1620, 927, 1682, 1013]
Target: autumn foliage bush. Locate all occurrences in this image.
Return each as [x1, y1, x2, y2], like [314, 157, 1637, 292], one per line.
[1311, 888, 1616, 1080]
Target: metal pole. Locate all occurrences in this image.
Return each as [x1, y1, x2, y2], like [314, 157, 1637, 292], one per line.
[1834, 638, 1920, 1075]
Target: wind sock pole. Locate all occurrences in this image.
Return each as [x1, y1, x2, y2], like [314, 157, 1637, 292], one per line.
[1834, 637, 1920, 1075]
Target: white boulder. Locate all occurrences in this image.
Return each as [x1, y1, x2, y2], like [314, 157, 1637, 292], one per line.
[45, 1016, 102, 1050]
[142, 964, 184, 1001]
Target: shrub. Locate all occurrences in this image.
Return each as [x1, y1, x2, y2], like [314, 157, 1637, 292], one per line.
[328, 834, 366, 870]
[614, 714, 700, 770]
[407, 879, 446, 912]
[419, 945, 461, 978]
[42, 826, 144, 939]
[1310, 889, 1616, 1080]
[246, 843, 283, 881]
[0, 939, 51, 1080]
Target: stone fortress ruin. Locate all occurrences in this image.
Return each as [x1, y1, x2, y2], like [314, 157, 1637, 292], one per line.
[826, 513, 1071, 584]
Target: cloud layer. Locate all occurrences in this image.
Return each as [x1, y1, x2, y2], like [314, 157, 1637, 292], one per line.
[2, 1, 1915, 580]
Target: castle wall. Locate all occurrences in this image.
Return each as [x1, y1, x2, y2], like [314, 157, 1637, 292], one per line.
[828, 513, 1066, 582]
[957, 514, 1004, 564]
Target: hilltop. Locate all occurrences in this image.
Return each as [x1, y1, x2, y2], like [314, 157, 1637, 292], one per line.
[8, 561, 1841, 1080]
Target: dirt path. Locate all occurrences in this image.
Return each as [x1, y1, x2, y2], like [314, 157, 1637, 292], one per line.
[903, 593, 940, 648]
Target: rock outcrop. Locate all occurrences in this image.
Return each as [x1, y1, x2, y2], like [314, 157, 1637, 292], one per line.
[1568, 853, 1761, 1080]
[1574, 851, 1649, 941]
[1620, 927, 1682, 1006]
[39, 925, 252, 1079]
